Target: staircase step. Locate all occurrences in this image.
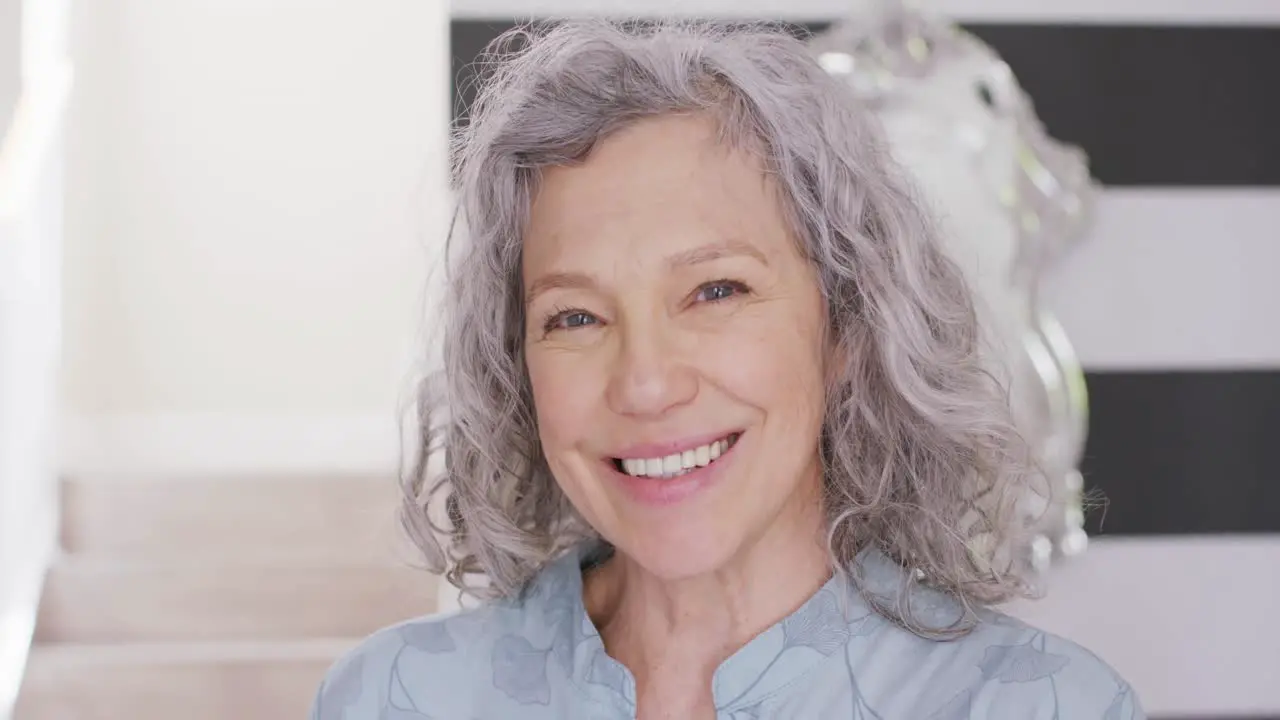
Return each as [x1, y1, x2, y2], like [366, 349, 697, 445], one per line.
[14, 639, 355, 720]
[35, 561, 437, 643]
[59, 473, 415, 563]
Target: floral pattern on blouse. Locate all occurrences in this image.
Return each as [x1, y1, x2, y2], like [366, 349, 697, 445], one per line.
[313, 544, 1144, 719]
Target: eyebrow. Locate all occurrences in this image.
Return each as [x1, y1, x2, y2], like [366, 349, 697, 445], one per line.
[524, 271, 595, 305]
[665, 238, 769, 271]
[524, 239, 769, 305]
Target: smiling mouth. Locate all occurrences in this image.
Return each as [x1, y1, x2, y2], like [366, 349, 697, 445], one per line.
[610, 432, 742, 479]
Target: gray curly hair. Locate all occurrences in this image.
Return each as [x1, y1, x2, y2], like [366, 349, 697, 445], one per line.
[401, 18, 1042, 637]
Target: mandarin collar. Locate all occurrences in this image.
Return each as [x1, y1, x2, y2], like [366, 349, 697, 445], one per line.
[524, 542, 942, 713]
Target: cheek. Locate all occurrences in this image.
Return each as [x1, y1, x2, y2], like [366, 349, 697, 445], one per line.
[526, 352, 595, 453]
[526, 352, 612, 515]
[698, 302, 828, 419]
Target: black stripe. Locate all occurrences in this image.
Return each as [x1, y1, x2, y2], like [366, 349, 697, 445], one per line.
[450, 20, 520, 124]
[450, 20, 1280, 187]
[1081, 370, 1280, 536]
[955, 24, 1280, 188]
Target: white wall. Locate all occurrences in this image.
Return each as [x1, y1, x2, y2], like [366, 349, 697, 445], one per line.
[60, 1, 450, 474]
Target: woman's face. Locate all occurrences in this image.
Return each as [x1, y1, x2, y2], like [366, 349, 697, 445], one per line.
[523, 113, 829, 580]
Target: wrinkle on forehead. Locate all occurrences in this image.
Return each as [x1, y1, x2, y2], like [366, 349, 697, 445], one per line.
[522, 113, 795, 268]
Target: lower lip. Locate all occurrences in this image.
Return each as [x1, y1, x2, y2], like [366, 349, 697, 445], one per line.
[609, 437, 740, 507]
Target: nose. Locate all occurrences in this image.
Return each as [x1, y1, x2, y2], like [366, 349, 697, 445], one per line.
[605, 315, 698, 419]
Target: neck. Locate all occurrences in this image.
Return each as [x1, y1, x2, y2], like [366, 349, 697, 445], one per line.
[582, 492, 831, 700]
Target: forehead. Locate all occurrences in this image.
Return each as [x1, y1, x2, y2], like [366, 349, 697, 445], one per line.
[522, 113, 794, 271]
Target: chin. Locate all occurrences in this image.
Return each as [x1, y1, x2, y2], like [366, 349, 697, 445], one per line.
[611, 524, 745, 581]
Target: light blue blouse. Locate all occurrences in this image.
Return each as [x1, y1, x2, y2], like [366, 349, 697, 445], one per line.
[312, 543, 1143, 719]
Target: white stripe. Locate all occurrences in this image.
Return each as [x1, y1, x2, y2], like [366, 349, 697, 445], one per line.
[449, 0, 1280, 25]
[1004, 536, 1280, 717]
[1044, 188, 1280, 371]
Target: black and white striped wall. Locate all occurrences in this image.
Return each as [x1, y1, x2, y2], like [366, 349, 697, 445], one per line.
[448, 1, 1280, 717]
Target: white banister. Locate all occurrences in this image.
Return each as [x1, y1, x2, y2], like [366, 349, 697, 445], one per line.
[0, 0, 71, 715]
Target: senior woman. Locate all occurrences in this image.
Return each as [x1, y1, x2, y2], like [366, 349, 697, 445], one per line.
[313, 19, 1141, 720]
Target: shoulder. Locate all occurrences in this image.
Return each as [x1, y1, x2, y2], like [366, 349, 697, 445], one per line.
[848, 552, 1144, 718]
[310, 601, 530, 720]
[915, 610, 1146, 719]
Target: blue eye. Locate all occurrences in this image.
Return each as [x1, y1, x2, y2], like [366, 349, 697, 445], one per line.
[695, 280, 749, 303]
[543, 309, 597, 334]
[562, 312, 595, 328]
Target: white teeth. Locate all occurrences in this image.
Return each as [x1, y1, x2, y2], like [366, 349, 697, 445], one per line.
[662, 454, 681, 473]
[617, 435, 736, 478]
